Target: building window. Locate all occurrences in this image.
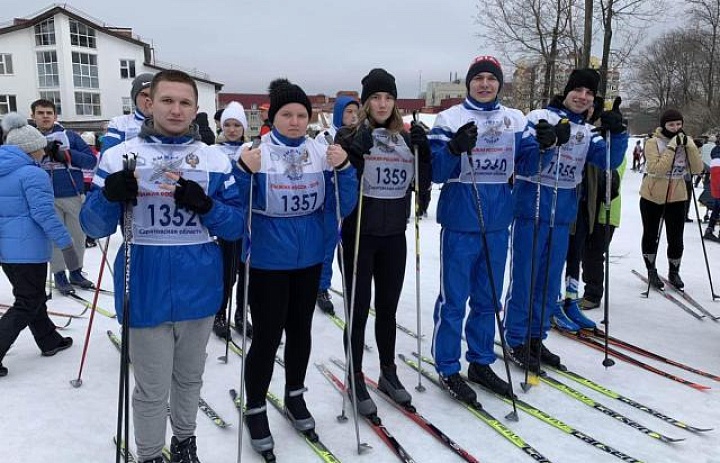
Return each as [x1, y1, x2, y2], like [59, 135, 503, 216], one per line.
[39, 90, 62, 116]
[72, 52, 99, 88]
[36, 51, 59, 87]
[122, 97, 132, 115]
[120, 60, 136, 79]
[0, 54, 13, 75]
[75, 92, 101, 116]
[69, 20, 96, 48]
[0, 95, 17, 114]
[34, 18, 56, 46]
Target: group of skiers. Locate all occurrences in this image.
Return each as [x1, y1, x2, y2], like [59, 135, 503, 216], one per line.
[5, 53, 718, 463]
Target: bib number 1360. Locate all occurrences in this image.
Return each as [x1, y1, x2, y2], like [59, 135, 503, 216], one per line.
[148, 204, 198, 227]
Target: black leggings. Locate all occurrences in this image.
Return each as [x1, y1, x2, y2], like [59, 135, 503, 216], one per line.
[341, 233, 406, 373]
[217, 238, 247, 319]
[640, 197, 685, 263]
[244, 264, 321, 407]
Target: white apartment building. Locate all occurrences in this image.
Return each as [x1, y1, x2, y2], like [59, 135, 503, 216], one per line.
[424, 80, 466, 107]
[0, 5, 222, 131]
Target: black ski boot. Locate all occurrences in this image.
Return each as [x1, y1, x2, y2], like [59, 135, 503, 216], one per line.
[531, 338, 562, 368]
[42, 336, 73, 357]
[647, 268, 664, 290]
[170, 436, 200, 463]
[245, 405, 274, 455]
[69, 269, 95, 289]
[378, 364, 412, 406]
[439, 373, 477, 404]
[0, 363, 7, 377]
[508, 342, 541, 373]
[212, 311, 230, 339]
[316, 290, 335, 315]
[468, 362, 513, 397]
[668, 259, 684, 290]
[54, 271, 75, 295]
[704, 227, 720, 242]
[284, 387, 315, 433]
[348, 371, 377, 416]
[141, 458, 164, 463]
[233, 312, 254, 338]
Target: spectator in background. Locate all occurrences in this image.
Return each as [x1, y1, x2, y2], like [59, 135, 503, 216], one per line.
[259, 103, 272, 137]
[632, 140, 643, 171]
[80, 131, 100, 248]
[194, 112, 216, 145]
[31, 99, 96, 295]
[704, 139, 720, 242]
[102, 73, 154, 154]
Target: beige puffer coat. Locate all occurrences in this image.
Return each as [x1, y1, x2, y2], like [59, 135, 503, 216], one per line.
[639, 128, 704, 204]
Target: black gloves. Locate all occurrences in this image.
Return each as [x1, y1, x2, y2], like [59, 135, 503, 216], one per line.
[45, 141, 68, 163]
[555, 120, 571, 146]
[448, 121, 478, 155]
[174, 177, 213, 215]
[599, 96, 625, 134]
[535, 119, 556, 149]
[668, 132, 688, 149]
[410, 122, 429, 150]
[103, 170, 138, 205]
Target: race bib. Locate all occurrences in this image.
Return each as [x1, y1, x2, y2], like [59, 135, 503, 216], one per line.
[258, 143, 326, 217]
[458, 115, 515, 184]
[131, 144, 211, 245]
[651, 138, 687, 179]
[45, 131, 70, 150]
[522, 127, 590, 189]
[363, 128, 414, 199]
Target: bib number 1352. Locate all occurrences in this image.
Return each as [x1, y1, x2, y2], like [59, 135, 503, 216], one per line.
[147, 204, 198, 227]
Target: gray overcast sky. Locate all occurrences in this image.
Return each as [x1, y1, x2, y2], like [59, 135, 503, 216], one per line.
[6, 0, 489, 98]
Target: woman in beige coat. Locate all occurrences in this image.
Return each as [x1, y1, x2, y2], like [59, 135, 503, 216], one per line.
[640, 109, 704, 290]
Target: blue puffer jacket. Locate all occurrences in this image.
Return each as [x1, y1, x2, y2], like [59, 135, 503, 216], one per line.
[80, 126, 246, 327]
[0, 145, 72, 263]
[41, 123, 97, 198]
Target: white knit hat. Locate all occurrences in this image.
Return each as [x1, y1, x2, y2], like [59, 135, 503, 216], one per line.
[220, 101, 248, 131]
[2, 113, 47, 154]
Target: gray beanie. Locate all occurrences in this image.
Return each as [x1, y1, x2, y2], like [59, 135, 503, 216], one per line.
[131, 73, 155, 103]
[2, 113, 47, 154]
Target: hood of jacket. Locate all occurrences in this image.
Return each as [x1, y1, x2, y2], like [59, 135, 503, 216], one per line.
[0, 145, 35, 178]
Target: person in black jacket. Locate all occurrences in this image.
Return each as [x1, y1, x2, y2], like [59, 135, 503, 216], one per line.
[194, 112, 216, 145]
[335, 68, 431, 416]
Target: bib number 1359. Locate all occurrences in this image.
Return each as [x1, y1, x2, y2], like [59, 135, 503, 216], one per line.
[375, 167, 407, 185]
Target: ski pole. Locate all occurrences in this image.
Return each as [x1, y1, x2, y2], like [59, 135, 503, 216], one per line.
[466, 148, 518, 421]
[116, 152, 136, 463]
[97, 236, 116, 279]
[410, 113, 425, 393]
[71, 235, 111, 387]
[325, 132, 369, 455]
[601, 130, 615, 368]
[690, 169, 720, 300]
[533, 126, 568, 382]
[217, 239, 238, 364]
[520, 154, 544, 392]
[237, 137, 260, 462]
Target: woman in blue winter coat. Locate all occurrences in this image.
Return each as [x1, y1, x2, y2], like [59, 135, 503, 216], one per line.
[0, 113, 81, 377]
[236, 79, 358, 456]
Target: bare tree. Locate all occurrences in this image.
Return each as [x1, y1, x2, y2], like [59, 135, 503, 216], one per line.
[475, 0, 576, 105]
[686, 0, 720, 107]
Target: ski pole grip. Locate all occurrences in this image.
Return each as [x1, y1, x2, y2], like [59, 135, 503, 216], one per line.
[323, 131, 334, 146]
[123, 153, 137, 173]
[251, 138, 261, 149]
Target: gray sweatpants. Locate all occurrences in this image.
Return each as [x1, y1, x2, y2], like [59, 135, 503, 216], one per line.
[129, 316, 213, 460]
[50, 195, 86, 274]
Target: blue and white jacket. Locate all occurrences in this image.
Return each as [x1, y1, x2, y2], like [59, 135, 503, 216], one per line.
[234, 128, 358, 270]
[80, 123, 246, 327]
[514, 99, 628, 225]
[0, 145, 72, 263]
[41, 123, 97, 198]
[101, 109, 147, 154]
[429, 97, 540, 232]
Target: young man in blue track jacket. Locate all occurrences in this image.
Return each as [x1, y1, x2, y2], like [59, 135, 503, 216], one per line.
[101, 73, 155, 154]
[31, 99, 97, 294]
[428, 56, 540, 403]
[503, 69, 628, 372]
[80, 70, 246, 463]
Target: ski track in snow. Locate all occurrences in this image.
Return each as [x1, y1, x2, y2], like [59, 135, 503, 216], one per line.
[1, 137, 719, 462]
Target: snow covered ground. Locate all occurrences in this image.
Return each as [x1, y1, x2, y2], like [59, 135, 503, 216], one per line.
[1, 138, 719, 463]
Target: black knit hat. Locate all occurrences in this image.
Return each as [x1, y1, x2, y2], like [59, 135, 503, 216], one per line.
[465, 55, 504, 92]
[360, 69, 397, 104]
[563, 69, 600, 97]
[660, 109, 683, 126]
[268, 78, 312, 123]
